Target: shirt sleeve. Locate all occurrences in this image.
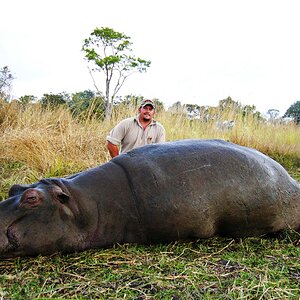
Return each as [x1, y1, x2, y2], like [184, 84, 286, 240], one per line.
[155, 123, 166, 143]
[106, 118, 130, 146]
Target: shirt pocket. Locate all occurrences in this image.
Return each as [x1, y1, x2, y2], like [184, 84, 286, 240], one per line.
[147, 136, 153, 144]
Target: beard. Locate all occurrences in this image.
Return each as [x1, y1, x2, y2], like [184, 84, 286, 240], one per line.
[142, 115, 151, 121]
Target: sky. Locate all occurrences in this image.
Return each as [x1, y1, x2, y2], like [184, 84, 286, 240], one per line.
[1, 0, 300, 116]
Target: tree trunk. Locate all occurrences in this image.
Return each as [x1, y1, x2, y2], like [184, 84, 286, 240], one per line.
[104, 78, 112, 120]
[105, 101, 113, 120]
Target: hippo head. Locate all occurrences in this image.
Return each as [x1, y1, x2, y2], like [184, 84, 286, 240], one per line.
[0, 179, 89, 258]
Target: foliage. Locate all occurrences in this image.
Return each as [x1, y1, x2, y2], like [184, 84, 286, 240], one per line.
[82, 27, 151, 119]
[168, 101, 186, 114]
[114, 94, 142, 107]
[115, 95, 165, 113]
[266, 108, 280, 121]
[218, 96, 261, 119]
[40, 92, 70, 108]
[0, 66, 14, 101]
[68, 90, 105, 120]
[284, 101, 300, 124]
[152, 98, 165, 113]
[169, 97, 262, 121]
[18, 95, 37, 107]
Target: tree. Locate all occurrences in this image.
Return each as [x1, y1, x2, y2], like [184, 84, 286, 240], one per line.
[114, 94, 142, 109]
[68, 90, 105, 120]
[168, 101, 185, 114]
[115, 95, 165, 114]
[218, 96, 241, 111]
[218, 96, 262, 120]
[184, 104, 201, 119]
[243, 104, 259, 117]
[266, 109, 280, 121]
[40, 92, 70, 108]
[82, 27, 151, 119]
[18, 95, 37, 107]
[284, 101, 300, 124]
[152, 98, 165, 113]
[0, 66, 14, 100]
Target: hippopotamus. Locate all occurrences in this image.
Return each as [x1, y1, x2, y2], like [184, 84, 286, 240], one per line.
[1, 139, 300, 258]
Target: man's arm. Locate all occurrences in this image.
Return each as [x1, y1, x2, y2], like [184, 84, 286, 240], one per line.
[107, 141, 119, 158]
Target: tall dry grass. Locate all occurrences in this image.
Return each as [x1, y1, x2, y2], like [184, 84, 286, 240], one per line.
[0, 101, 109, 190]
[0, 99, 299, 192]
[159, 108, 300, 160]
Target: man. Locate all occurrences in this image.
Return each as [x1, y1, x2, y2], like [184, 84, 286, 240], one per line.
[106, 99, 166, 158]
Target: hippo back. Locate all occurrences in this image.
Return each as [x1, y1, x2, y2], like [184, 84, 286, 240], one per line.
[111, 139, 300, 239]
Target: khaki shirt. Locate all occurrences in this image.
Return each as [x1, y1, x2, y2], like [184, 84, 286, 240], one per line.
[107, 116, 166, 153]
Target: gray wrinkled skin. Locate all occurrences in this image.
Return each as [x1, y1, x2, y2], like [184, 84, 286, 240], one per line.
[1, 139, 299, 258]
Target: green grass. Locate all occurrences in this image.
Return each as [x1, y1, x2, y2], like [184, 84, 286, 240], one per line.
[0, 232, 299, 299]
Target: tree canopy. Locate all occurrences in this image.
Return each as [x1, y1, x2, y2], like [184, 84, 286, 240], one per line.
[284, 101, 300, 124]
[82, 27, 151, 119]
[69, 90, 105, 120]
[40, 92, 70, 107]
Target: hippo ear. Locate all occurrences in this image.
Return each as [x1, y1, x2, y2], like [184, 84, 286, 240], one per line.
[57, 191, 70, 204]
[55, 191, 78, 218]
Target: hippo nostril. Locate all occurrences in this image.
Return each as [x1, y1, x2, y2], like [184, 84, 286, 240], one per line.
[7, 226, 19, 249]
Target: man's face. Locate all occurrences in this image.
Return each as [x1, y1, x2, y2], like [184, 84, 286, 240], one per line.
[139, 105, 155, 121]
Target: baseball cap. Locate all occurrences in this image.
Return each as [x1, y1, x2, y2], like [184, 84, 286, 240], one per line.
[140, 99, 155, 109]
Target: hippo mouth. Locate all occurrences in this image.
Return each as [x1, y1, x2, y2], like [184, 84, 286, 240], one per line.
[0, 225, 20, 258]
[7, 225, 20, 249]
[0, 228, 20, 258]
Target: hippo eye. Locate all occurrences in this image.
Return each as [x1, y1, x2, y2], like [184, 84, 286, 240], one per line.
[21, 196, 40, 207]
[19, 189, 42, 208]
[26, 196, 37, 203]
